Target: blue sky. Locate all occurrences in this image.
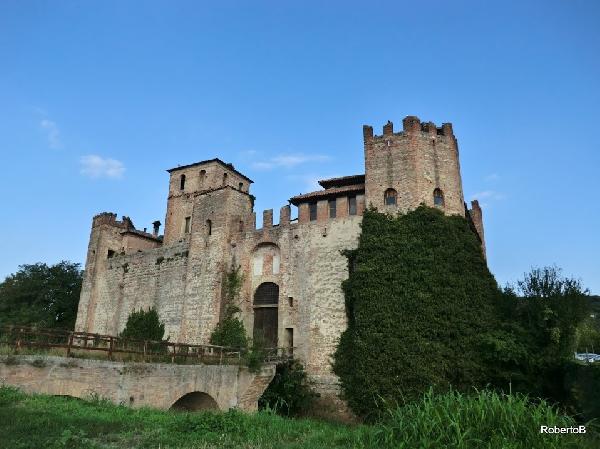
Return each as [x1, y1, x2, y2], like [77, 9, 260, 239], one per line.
[0, 1, 598, 293]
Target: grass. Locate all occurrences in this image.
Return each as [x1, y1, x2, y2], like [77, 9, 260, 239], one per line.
[0, 386, 596, 449]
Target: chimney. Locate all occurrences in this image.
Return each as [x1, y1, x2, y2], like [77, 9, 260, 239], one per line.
[152, 220, 161, 236]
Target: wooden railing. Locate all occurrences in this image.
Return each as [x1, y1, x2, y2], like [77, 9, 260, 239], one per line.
[0, 325, 294, 365]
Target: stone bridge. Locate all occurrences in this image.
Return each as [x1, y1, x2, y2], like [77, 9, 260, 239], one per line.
[0, 355, 275, 412]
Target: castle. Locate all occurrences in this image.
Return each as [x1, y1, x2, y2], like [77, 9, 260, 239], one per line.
[75, 115, 485, 407]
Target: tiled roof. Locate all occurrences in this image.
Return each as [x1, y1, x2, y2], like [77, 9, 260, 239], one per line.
[166, 158, 253, 183]
[121, 229, 162, 242]
[318, 174, 365, 189]
[289, 184, 364, 206]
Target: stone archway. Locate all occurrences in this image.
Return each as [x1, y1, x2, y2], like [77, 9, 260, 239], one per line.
[170, 391, 219, 411]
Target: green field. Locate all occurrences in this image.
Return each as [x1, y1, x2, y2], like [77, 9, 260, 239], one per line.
[0, 386, 595, 449]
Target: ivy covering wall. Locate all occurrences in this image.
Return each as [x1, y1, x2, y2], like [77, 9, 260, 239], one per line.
[333, 206, 502, 420]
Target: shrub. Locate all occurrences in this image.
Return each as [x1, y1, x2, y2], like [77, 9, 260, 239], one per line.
[259, 359, 318, 416]
[119, 308, 165, 341]
[210, 317, 248, 348]
[563, 361, 600, 423]
[333, 207, 502, 420]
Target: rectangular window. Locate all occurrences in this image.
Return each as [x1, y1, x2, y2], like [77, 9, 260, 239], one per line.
[309, 202, 317, 221]
[328, 199, 336, 218]
[348, 196, 357, 215]
[184, 216, 191, 233]
[285, 328, 294, 356]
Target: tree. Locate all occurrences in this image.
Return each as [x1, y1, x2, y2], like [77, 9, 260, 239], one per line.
[333, 206, 502, 420]
[119, 308, 165, 341]
[0, 261, 82, 330]
[496, 266, 591, 399]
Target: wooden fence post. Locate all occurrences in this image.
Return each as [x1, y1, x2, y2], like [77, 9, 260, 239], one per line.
[66, 332, 73, 357]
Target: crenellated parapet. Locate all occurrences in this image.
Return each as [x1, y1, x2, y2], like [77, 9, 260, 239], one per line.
[468, 200, 486, 257]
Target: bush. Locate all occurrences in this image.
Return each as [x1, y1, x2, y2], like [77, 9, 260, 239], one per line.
[119, 308, 165, 341]
[210, 317, 248, 348]
[259, 359, 318, 416]
[333, 207, 502, 420]
[563, 361, 600, 423]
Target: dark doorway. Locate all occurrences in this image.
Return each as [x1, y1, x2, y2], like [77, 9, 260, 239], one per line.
[253, 282, 279, 347]
[253, 307, 278, 347]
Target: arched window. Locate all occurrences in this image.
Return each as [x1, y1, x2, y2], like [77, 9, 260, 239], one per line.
[180, 174, 186, 190]
[434, 188, 444, 207]
[384, 188, 397, 206]
[222, 173, 228, 186]
[206, 219, 212, 236]
[199, 170, 206, 188]
[254, 282, 279, 306]
[238, 182, 243, 191]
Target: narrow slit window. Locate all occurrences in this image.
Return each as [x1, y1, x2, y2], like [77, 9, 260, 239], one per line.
[206, 219, 212, 236]
[184, 216, 191, 233]
[180, 174, 186, 190]
[222, 173, 228, 186]
[238, 182, 244, 191]
[348, 196, 357, 215]
[328, 199, 336, 218]
[309, 202, 317, 221]
[199, 170, 206, 188]
[434, 188, 445, 207]
[384, 188, 397, 206]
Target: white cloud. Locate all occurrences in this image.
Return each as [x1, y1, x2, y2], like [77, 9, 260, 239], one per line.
[80, 155, 125, 179]
[469, 190, 506, 207]
[40, 119, 61, 149]
[251, 153, 331, 170]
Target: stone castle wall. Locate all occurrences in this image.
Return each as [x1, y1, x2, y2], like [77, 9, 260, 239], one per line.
[75, 116, 485, 410]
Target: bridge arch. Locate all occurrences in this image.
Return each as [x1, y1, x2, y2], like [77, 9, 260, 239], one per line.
[170, 391, 219, 411]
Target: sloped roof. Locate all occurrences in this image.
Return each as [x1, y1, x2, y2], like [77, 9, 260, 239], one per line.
[318, 174, 365, 189]
[289, 184, 364, 206]
[167, 158, 253, 183]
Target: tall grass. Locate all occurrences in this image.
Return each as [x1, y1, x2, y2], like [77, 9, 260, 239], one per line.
[0, 385, 595, 449]
[372, 388, 593, 449]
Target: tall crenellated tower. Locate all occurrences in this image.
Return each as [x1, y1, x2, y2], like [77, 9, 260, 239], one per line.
[363, 116, 466, 216]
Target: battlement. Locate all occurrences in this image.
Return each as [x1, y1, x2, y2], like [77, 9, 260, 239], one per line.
[363, 116, 455, 141]
[92, 212, 162, 242]
[92, 212, 134, 229]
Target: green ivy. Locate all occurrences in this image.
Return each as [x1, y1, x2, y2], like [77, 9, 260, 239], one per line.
[333, 206, 502, 421]
[210, 264, 249, 349]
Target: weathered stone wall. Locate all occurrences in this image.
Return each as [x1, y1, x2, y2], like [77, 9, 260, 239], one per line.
[0, 355, 275, 412]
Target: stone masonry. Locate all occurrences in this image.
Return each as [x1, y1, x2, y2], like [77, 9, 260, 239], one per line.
[74, 116, 486, 410]
[0, 355, 275, 411]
